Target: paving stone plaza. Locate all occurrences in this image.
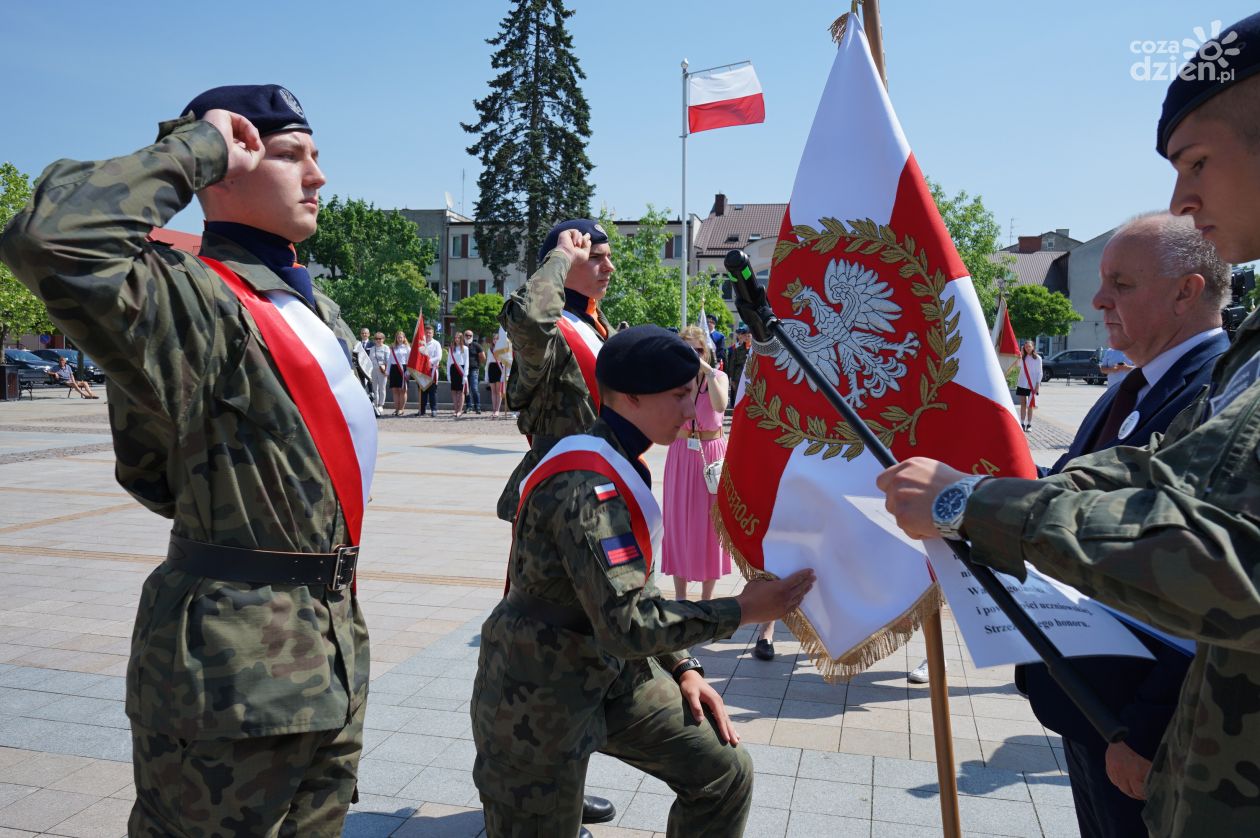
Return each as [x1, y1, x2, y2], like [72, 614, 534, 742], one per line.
[0, 381, 1109, 836]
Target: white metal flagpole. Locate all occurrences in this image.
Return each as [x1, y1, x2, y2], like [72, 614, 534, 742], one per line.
[680, 58, 690, 329]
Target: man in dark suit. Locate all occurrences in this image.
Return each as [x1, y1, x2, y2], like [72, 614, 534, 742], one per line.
[1020, 211, 1230, 837]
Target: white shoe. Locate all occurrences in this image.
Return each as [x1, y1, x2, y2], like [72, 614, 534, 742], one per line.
[907, 659, 944, 684]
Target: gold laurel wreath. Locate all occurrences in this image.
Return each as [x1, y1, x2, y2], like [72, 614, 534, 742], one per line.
[743, 217, 960, 460]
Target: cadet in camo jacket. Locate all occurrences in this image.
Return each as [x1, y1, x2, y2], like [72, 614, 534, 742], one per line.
[877, 15, 1260, 834]
[472, 326, 815, 837]
[497, 219, 614, 522]
[0, 85, 374, 836]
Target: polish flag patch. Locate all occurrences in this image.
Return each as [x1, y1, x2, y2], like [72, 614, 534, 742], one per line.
[600, 533, 642, 568]
[593, 483, 618, 502]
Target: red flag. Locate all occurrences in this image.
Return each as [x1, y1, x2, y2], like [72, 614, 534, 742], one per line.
[992, 296, 1021, 374]
[715, 18, 1035, 681]
[407, 311, 434, 389]
[688, 63, 765, 133]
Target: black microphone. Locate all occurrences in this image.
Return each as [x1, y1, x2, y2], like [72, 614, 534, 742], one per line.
[724, 249, 774, 342]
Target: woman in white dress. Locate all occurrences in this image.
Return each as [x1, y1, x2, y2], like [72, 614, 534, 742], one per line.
[1016, 340, 1043, 431]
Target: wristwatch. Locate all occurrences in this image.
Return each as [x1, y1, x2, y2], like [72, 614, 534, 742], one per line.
[931, 475, 988, 541]
[672, 657, 705, 682]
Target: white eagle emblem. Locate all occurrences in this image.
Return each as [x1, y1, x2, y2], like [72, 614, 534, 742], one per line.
[774, 258, 920, 408]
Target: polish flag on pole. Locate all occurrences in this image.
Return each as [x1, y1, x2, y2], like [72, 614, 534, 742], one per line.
[687, 63, 765, 133]
[407, 311, 434, 389]
[714, 18, 1036, 681]
[991, 296, 1021, 375]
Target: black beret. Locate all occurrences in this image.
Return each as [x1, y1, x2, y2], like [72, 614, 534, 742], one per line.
[183, 84, 311, 137]
[1157, 13, 1260, 157]
[596, 325, 700, 395]
[538, 219, 609, 263]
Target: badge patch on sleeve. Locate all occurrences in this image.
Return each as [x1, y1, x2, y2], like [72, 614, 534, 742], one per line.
[593, 483, 618, 502]
[600, 533, 642, 567]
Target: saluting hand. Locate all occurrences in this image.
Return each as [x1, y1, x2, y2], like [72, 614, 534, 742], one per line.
[201, 108, 263, 180]
[555, 229, 591, 267]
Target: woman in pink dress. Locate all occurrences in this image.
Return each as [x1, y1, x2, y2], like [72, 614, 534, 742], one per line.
[662, 325, 730, 600]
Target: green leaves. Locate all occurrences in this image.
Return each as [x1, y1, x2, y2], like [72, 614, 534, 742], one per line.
[451, 293, 507, 339]
[596, 206, 729, 331]
[1006, 284, 1082, 339]
[297, 197, 436, 283]
[0, 162, 51, 346]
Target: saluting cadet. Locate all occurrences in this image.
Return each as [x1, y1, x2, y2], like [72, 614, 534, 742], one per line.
[0, 85, 376, 836]
[472, 325, 815, 838]
[493, 218, 621, 825]
[497, 219, 613, 523]
[877, 13, 1260, 834]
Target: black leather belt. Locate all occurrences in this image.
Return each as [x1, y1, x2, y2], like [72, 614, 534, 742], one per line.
[505, 587, 593, 635]
[165, 534, 359, 591]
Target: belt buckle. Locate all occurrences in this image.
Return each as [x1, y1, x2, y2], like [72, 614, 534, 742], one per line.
[329, 545, 359, 591]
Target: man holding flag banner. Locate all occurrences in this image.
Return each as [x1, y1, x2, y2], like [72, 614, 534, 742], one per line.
[879, 10, 1260, 834]
[406, 309, 435, 391]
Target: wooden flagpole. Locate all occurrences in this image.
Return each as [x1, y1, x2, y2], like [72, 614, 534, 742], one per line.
[859, 2, 962, 835]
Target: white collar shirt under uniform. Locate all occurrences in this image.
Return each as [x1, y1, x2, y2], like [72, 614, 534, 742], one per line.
[1135, 328, 1224, 405]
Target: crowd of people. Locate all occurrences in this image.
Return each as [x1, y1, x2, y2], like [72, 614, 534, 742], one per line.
[3, 14, 1260, 834]
[356, 324, 512, 418]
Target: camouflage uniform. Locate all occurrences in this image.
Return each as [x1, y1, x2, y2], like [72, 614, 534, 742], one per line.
[497, 252, 611, 520]
[472, 419, 751, 837]
[963, 309, 1260, 836]
[0, 116, 370, 836]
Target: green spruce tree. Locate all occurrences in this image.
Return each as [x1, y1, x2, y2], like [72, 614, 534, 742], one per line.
[462, 0, 594, 292]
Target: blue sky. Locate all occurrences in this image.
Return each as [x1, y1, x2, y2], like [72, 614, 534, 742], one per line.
[2, 1, 1255, 245]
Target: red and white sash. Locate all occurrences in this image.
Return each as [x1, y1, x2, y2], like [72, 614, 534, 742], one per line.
[1021, 355, 1037, 408]
[201, 258, 377, 545]
[512, 435, 661, 584]
[557, 311, 604, 410]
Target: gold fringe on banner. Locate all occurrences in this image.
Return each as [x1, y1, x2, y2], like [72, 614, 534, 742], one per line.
[711, 502, 943, 684]
[830, 1, 862, 45]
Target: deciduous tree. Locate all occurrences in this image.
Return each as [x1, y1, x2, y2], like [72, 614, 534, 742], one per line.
[1007, 284, 1081, 339]
[927, 179, 1012, 320]
[317, 262, 439, 341]
[452, 293, 506, 339]
[297, 197, 436, 281]
[0, 163, 52, 348]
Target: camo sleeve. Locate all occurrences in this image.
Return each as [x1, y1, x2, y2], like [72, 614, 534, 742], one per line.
[0, 117, 228, 421]
[555, 473, 743, 659]
[499, 250, 571, 398]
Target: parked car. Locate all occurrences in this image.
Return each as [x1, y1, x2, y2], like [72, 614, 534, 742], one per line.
[1041, 349, 1105, 385]
[32, 348, 106, 383]
[3, 348, 58, 386]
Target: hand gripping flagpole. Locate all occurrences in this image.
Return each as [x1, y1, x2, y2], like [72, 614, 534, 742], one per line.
[724, 249, 1128, 745]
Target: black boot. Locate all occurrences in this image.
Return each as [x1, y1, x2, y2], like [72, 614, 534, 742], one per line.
[582, 794, 616, 824]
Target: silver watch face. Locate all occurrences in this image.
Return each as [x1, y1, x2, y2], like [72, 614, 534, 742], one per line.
[933, 486, 966, 522]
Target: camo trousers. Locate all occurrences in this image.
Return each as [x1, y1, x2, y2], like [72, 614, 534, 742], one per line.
[128, 702, 365, 838]
[476, 667, 753, 837]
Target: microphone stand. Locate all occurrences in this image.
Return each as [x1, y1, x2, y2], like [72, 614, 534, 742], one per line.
[724, 249, 1128, 744]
